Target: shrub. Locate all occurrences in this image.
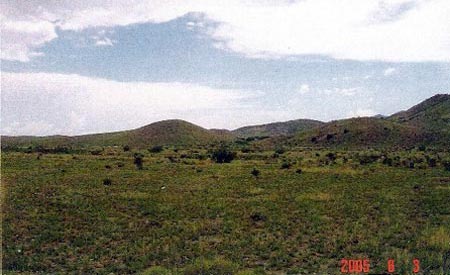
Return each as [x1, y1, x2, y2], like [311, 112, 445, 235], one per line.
[90, 148, 103, 155]
[251, 168, 260, 177]
[211, 148, 235, 163]
[149, 145, 164, 153]
[296, 168, 302, 174]
[123, 145, 130, 152]
[275, 147, 285, 155]
[241, 147, 251, 153]
[103, 178, 112, 186]
[383, 158, 393, 166]
[427, 158, 437, 168]
[444, 161, 450, 172]
[250, 212, 267, 222]
[326, 152, 336, 161]
[134, 153, 144, 170]
[281, 162, 291, 169]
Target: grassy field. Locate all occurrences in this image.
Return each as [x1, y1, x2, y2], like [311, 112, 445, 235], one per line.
[2, 148, 450, 274]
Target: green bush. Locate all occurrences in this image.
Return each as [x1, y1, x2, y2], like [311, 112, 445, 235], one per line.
[251, 168, 260, 177]
[149, 145, 164, 153]
[211, 148, 236, 163]
[281, 162, 291, 169]
[134, 153, 144, 169]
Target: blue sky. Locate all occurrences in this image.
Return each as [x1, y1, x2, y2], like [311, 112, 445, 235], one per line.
[1, 0, 450, 135]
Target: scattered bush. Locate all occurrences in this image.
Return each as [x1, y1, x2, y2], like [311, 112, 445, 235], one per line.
[281, 162, 291, 169]
[326, 152, 336, 161]
[427, 158, 437, 168]
[383, 158, 393, 166]
[167, 156, 177, 163]
[250, 212, 267, 222]
[134, 153, 144, 170]
[90, 149, 103, 156]
[275, 147, 285, 155]
[211, 148, 236, 163]
[444, 161, 450, 172]
[149, 145, 164, 153]
[103, 178, 112, 186]
[251, 168, 260, 177]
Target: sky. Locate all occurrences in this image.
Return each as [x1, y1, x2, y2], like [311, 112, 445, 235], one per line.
[1, 0, 450, 136]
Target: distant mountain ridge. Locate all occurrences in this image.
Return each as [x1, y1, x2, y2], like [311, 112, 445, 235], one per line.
[2, 94, 449, 149]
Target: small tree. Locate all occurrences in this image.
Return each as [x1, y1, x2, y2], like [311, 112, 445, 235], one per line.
[251, 168, 260, 177]
[134, 153, 144, 170]
[211, 147, 235, 163]
[149, 145, 164, 153]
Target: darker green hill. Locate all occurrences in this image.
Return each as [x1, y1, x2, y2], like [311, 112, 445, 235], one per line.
[389, 94, 450, 133]
[286, 117, 428, 149]
[232, 119, 324, 138]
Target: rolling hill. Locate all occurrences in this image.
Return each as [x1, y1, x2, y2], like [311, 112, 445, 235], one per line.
[389, 94, 450, 133]
[285, 117, 428, 148]
[1, 119, 233, 150]
[232, 119, 324, 138]
[283, 94, 450, 148]
[2, 94, 449, 150]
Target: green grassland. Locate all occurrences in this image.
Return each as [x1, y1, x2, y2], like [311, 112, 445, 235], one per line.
[2, 147, 450, 274]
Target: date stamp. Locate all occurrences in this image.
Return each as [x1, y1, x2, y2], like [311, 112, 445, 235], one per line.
[340, 258, 420, 274]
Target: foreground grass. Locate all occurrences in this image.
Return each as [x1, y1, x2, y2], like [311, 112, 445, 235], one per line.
[2, 150, 450, 274]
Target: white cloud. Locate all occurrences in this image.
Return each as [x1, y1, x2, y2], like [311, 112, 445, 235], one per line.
[0, 18, 57, 61]
[1, 72, 255, 135]
[383, 67, 397, 76]
[1, 0, 449, 62]
[298, 84, 310, 94]
[95, 37, 114, 46]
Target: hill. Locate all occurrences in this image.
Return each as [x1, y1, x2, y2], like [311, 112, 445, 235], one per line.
[285, 117, 428, 148]
[232, 119, 324, 138]
[1, 120, 233, 150]
[2, 94, 449, 150]
[389, 94, 450, 133]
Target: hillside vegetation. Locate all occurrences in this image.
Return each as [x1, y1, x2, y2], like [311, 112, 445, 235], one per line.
[2, 94, 449, 151]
